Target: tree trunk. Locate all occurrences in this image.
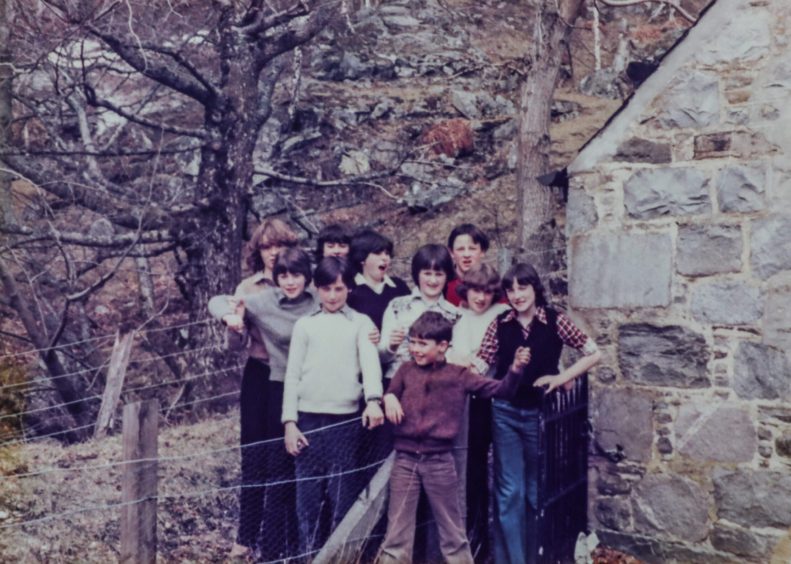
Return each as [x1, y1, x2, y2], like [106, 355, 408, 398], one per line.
[516, 0, 584, 279]
[0, 0, 14, 226]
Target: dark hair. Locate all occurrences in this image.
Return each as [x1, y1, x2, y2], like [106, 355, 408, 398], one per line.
[315, 223, 352, 261]
[349, 229, 394, 273]
[409, 311, 453, 343]
[501, 263, 548, 307]
[245, 218, 299, 273]
[273, 248, 313, 287]
[457, 263, 502, 303]
[410, 244, 454, 286]
[447, 223, 490, 252]
[313, 256, 354, 288]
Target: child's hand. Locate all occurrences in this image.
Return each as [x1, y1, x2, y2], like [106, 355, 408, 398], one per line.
[368, 328, 381, 346]
[510, 346, 531, 373]
[383, 394, 404, 425]
[534, 374, 566, 393]
[284, 422, 309, 456]
[223, 298, 246, 333]
[362, 401, 384, 429]
[389, 327, 407, 351]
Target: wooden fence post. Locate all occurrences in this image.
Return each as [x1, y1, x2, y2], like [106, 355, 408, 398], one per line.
[120, 400, 159, 564]
[95, 329, 135, 439]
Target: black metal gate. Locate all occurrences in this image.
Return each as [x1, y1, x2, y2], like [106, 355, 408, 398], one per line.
[534, 375, 589, 563]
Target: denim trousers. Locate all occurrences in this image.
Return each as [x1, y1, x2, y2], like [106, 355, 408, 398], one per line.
[379, 451, 474, 564]
[491, 400, 539, 564]
[294, 412, 359, 556]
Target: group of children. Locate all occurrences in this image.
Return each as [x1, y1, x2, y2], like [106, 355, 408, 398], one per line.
[209, 219, 601, 563]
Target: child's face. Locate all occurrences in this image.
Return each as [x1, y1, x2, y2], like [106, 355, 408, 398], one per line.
[260, 242, 285, 274]
[323, 241, 349, 258]
[317, 274, 349, 313]
[362, 250, 391, 283]
[277, 272, 306, 300]
[418, 268, 447, 300]
[506, 282, 536, 314]
[408, 336, 449, 366]
[467, 288, 495, 314]
[450, 235, 485, 275]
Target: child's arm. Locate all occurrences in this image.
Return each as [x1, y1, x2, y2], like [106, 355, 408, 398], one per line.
[471, 317, 500, 374]
[534, 311, 601, 392]
[281, 319, 307, 427]
[378, 302, 404, 362]
[383, 363, 407, 424]
[358, 317, 384, 429]
[208, 294, 247, 350]
[464, 347, 531, 399]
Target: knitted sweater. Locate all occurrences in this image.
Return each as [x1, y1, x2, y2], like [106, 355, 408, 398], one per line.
[208, 288, 316, 381]
[386, 360, 522, 454]
[282, 305, 383, 423]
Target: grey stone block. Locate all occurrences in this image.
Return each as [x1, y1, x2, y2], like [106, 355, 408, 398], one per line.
[717, 165, 766, 213]
[595, 497, 632, 531]
[593, 388, 654, 463]
[655, 71, 720, 129]
[751, 215, 791, 280]
[624, 167, 710, 219]
[765, 281, 791, 350]
[675, 404, 756, 463]
[566, 186, 597, 235]
[733, 341, 791, 400]
[690, 279, 763, 324]
[614, 138, 672, 164]
[710, 522, 780, 560]
[618, 324, 710, 388]
[713, 469, 791, 528]
[676, 224, 742, 276]
[570, 233, 672, 308]
[633, 474, 710, 542]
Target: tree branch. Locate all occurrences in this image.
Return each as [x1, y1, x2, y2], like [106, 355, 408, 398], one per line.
[597, 0, 696, 23]
[1, 222, 174, 247]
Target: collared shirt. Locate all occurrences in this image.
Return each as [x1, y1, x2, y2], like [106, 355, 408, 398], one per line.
[354, 272, 397, 295]
[473, 306, 598, 374]
[379, 288, 461, 379]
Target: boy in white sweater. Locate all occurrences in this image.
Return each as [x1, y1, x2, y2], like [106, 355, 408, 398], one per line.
[282, 256, 384, 554]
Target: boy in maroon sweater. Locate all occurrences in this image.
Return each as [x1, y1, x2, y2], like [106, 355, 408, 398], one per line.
[379, 312, 529, 564]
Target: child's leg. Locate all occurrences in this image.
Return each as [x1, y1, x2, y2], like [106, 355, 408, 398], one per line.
[420, 452, 474, 564]
[379, 452, 423, 564]
[237, 359, 270, 549]
[293, 412, 329, 555]
[492, 400, 528, 564]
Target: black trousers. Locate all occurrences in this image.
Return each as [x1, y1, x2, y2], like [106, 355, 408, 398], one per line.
[466, 396, 492, 563]
[237, 358, 297, 558]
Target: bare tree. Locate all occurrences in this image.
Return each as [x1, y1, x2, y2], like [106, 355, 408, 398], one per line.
[0, 0, 342, 437]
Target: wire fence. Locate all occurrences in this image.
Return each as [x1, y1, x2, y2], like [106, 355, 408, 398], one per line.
[0, 414, 396, 563]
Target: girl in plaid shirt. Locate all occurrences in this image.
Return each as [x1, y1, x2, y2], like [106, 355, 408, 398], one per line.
[473, 263, 600, 564]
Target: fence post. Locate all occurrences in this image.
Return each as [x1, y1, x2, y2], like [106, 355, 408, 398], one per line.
[120, 399, 159, 564]
[95, 329, 135, 439]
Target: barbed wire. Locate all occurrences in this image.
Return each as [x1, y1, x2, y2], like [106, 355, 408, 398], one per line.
[0, 317, 213, 361]
[0, 417, 364, 479]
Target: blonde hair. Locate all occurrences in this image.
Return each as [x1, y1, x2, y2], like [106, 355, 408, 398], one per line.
[245, 218, 299, 273]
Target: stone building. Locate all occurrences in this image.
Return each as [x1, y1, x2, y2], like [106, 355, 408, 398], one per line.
[564, 0, 791, 561]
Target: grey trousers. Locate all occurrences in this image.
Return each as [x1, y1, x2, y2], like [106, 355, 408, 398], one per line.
[379, 451, 474, 564]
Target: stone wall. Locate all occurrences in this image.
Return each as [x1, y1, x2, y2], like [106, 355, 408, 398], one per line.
[566, 0, 791, 561]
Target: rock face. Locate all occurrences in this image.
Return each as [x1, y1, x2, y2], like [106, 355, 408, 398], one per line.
[618, 324, 709, 388]
[689, 279, 763, 324]
[676, 224, 742, 276]
[565, 1, 791, 560]
[623, 167, 710, 219]
[714, 470, 791, 528]
[655, 71, 720, 129]
[592, 388, 653, 463]
[675, 404, 756, 462]
[733, 341, 791, 400]
[751, 215, 791, 280]
[632, 474, 710, 542]
[717, 165, 766, 212]
[570, 233, 672, 308]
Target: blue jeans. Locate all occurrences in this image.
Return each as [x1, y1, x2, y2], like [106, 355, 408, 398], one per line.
[491, 400, 539, 564]
[294, 412, 359, 555]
